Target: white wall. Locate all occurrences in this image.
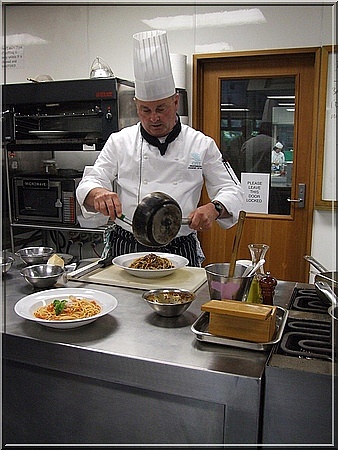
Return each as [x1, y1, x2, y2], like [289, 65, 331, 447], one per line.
[2, 2, 336, 274]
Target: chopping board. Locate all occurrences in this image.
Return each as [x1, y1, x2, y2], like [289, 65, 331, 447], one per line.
[68, 264, 207, 292]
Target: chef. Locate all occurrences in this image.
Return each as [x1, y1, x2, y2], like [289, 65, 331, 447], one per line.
[271, 141, 285, 173]
[76, 30, 244, 266]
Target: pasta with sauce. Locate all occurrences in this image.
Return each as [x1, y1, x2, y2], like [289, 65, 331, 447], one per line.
[34, 295, 101, 321]
[129, 253, 175, 270]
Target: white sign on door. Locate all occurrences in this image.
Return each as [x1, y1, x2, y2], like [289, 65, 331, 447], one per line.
[241, 173, 270, 214]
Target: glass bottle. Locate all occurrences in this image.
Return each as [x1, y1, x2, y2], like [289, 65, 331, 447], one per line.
[246, 244, 269, 303]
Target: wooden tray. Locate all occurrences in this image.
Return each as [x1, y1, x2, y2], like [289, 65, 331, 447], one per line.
[68, 264, 207, 292]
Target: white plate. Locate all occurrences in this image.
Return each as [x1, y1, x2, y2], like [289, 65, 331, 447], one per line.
[14, 287, 118, 329]
[112, 252, 189, 279]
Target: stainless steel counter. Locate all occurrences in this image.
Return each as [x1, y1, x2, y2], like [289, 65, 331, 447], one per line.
[2, 256, 296, 446]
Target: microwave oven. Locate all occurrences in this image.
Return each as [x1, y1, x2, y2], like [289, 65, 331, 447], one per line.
[12, 176, 81, 225]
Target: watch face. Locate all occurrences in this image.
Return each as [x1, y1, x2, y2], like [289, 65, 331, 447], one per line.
[213, 201, 223, 215]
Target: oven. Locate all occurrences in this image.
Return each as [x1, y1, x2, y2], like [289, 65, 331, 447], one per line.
[2, 77, 138, 151]
[3, 78, 138, 232]
[262, 284, 336, 445]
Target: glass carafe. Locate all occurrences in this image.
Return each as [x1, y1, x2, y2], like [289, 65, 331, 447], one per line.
[246, 244, 269, 303]
[248, 244, 269, 276]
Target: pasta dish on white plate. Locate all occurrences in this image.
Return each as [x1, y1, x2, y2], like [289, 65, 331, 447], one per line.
[34, 295, 101, 321]
[129, 253, 175, 270]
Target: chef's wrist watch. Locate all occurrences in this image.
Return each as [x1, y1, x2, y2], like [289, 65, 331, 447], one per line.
[212, 201, 224, 219]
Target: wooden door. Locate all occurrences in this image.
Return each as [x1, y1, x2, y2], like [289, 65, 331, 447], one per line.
[193, 48, 321, 282]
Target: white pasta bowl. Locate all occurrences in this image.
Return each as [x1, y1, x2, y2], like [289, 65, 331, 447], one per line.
[14, 287, 118, 329]
[112, 252, 189, 279]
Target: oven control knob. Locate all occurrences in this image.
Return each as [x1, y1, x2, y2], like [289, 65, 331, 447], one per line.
[105, 108, 113, 120]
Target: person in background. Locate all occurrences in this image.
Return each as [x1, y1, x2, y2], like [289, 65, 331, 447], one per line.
[240, 122, 274, 174]
[76, 30, 244, 267]
[271, 142, 285, 173]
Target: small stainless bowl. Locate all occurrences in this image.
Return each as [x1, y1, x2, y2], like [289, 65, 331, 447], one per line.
[16, 247, 55, 265]
[1, 254, 14, 274]
[142, 288, 195, 317]
[21, 264, 64, 288]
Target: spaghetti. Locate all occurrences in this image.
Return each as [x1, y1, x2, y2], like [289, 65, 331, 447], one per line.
[34, 295, 101, 321]
[129, 253, 175, 270]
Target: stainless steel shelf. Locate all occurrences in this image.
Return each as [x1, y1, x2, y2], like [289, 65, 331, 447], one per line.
[10, 222, 107, 233]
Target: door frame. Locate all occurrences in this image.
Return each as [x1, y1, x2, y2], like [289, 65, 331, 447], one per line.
[192, 47, 321, 282]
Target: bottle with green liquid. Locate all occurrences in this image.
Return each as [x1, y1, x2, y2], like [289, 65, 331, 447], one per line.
[246, 244, 269, 304]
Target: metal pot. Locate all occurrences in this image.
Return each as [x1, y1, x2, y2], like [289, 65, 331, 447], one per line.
[303, 255, 338, 297]
[328, 305, 338, 320]
[314, 280, 337, 307]
[120, 192, 189, 247]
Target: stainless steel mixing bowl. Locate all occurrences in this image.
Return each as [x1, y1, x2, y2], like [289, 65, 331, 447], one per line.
[16, 247, 55, 265]
[1, 254, 14, 274]
[143, 288, 195, 317]
[20, 264, 64, 288]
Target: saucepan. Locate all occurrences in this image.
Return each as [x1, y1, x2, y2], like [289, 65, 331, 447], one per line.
[69, 192, 189, 279]
[118, 192, 190, 247]
[314, 280, 337, 307]
[315, 283, 337, 364]
[303, 255, 338, 299]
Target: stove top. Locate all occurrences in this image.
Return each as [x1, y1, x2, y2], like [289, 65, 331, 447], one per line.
[275, 287, 333, 361]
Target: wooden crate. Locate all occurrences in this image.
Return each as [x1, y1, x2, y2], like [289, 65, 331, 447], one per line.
[201, 299, 277, 342]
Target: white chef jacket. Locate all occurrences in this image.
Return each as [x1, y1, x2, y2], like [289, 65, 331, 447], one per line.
[271, 149, 285, 166]
[76, 122, 244, 237]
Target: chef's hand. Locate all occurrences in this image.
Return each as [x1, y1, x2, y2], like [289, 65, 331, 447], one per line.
[84, 187, 122, 220]
[188, 203, 219, 231]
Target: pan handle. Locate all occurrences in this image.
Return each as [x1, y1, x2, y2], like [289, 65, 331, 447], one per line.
[314, 281, 337, 307]
[303, 255, 329, 272]
[119, 214, 191, 227]
[117, 214, 133, 226]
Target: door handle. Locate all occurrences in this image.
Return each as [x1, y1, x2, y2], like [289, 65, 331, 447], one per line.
[287, 183, 306, 208]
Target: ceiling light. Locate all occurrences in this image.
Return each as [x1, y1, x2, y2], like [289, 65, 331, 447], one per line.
[267, 96, 295, 100]
[142, 8, 266, 31]
[3, 33, 48, 46]
[195, 42, 233, 53]
[221, 108, 249, 112]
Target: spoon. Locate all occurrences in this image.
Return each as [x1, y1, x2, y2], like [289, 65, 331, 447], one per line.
[243, 259, 266, 277]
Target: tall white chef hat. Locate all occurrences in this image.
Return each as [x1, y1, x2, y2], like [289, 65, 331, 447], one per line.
[133, 30, 176, 102]
[274, 142, 284, 150]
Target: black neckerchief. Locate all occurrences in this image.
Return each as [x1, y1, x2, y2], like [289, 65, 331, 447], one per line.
[140, 115, 181, 156]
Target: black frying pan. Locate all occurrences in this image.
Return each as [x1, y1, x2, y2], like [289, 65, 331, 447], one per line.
[118, 192, 190, 247]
